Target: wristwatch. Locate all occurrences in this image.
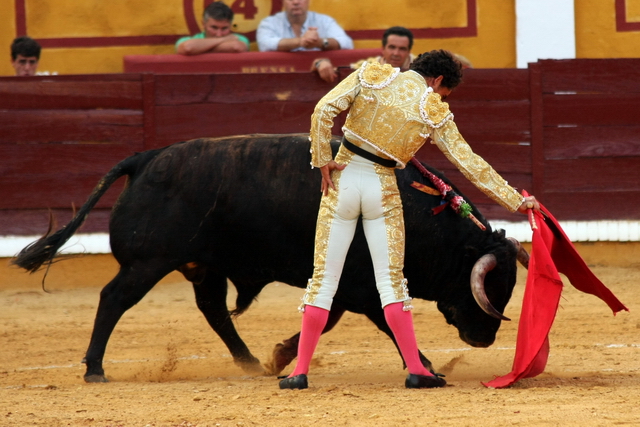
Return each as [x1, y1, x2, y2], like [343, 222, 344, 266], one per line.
[322, 38, 329, 50]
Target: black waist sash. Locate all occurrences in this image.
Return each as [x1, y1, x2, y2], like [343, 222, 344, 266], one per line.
[342, 137, 396, 168]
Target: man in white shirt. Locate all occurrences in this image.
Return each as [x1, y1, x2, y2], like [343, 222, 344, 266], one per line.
[257, 0, 353, 52]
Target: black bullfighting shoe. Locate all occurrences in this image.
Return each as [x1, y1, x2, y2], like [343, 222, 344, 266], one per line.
[279, 374, 308, 390]
[405, 373, 447, 389]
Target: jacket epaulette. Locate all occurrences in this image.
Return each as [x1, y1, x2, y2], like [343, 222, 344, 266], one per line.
[358, 61, 400, 89]
[421, 90, 454, 129]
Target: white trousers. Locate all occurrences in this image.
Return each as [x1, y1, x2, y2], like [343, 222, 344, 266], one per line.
[301, 146, 411, 311]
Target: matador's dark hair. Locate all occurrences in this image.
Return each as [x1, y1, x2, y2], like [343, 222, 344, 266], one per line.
[410, 49, 463, 89]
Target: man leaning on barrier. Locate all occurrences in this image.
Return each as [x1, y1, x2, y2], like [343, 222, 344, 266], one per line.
[176, 1, 249, 55]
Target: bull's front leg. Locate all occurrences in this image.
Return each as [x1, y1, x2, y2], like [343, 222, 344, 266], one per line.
[192, 273, 263, 374]
[264, 306, 346, 375]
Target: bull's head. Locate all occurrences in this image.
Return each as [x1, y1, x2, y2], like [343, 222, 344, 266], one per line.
[436, 234, 525, 347]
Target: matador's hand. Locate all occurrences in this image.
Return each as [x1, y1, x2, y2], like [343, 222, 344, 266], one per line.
[320, 160, 346, 196]
[517, 195, 540, 213]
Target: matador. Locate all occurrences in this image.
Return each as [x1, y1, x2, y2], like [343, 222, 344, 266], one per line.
[279, 50, 539, 390]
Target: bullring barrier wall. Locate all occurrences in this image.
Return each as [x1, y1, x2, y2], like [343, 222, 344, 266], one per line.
[0, 56, 639, 247]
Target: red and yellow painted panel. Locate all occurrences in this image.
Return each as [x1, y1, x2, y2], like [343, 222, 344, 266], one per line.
[3, 0, 516, 75]
[617, 0, 640, 29]
[576, 0, 640, 58]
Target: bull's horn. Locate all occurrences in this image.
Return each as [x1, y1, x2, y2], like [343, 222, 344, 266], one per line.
[470, 254, 511, 321]
[507, 237, 530, 269]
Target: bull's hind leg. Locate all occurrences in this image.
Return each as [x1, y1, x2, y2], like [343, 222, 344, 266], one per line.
[264, 306, 346, 376]
[191, 273, 263, 374]
[363, 308, 435, 373]
[84, 262, 173, 383]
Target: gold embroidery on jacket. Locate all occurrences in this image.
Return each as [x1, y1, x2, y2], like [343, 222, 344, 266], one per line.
[309, 64, 523, 211]
[310, 72, 361, 168]
[421, 91, 454, 128]
[359, 61, 399, 89]
[432, 121, 524, 212]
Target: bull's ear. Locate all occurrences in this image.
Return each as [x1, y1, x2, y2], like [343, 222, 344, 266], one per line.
[496, 229, 506, 238]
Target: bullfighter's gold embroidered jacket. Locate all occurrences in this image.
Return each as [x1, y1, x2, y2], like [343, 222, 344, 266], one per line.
[309, 60, 524, 212]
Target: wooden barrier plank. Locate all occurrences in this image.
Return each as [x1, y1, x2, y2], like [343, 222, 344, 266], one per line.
[544, 126, 640, 159]
[154, 73, 331, 105]
[0, 176, 126, 210]
[451, 68, 530, 100]
[0, 144, 134, 209]
[476, 204, 526, 222]
[4, 60, 640, 228]
[142, 73, 156, 151]
[539, 58, 640, 93]
[450, 100, 531, 142]
[1, 74, 141, 82]
[0, 208, 112, 236]
[529, 62, 545, 200]
[123, 49, 381, 74]
[543, 157, 639, 192]
[542, 190, 640, 220]
[417, 141, 531, 173]
[155, 73, 529, 109]
[542, 93, 640, 126]
[0, 144, 136, 176]
[0, 110, 144, 145]
[0, 75, 142, 109]
[153, 102, 320, 146]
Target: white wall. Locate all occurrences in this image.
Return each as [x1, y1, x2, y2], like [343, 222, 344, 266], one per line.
[1, 234, 111, 258]
[3, 220, 640, 257]
[490, 220, 640, 244]
[516, 0, 576, 68]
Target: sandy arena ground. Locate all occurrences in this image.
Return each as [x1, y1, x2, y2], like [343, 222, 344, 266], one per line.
[1, 243, 639, 426]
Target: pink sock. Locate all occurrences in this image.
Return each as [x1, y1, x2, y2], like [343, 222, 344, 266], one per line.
[289, 305, 330, 377]
[384, 302, 432, 376]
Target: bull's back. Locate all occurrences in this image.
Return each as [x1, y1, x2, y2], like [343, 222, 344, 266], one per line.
[109, 134, 333, 278]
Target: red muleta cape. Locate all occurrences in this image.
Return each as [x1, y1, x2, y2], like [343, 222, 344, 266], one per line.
[483, 195, 628, 388]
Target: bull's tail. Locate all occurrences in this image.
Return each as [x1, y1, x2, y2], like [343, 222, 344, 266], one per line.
[12, 149, 163, 273]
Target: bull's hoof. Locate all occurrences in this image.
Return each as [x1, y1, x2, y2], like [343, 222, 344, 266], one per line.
[235, 358, 265, 375]
[405, 373, 447, 389]
[84, 374, 109, 383]
[263, 342, 297, 376]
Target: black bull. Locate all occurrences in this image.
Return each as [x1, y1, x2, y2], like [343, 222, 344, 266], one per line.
[14, 134, 526, 383]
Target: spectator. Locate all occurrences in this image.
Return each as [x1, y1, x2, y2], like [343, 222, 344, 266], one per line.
[257, 0, 353, 52]
[11, 36, 41, 76]
[176, 2, 249, 55]
[313, 26, 414, 83]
